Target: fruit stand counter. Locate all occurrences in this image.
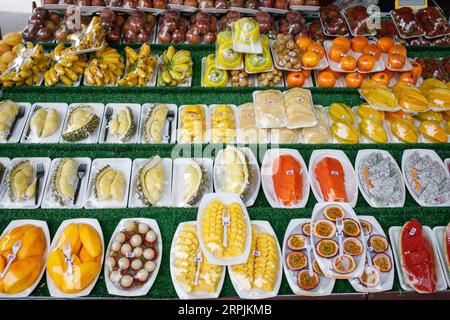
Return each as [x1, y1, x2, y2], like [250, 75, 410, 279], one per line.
[1, 72, 450, 298]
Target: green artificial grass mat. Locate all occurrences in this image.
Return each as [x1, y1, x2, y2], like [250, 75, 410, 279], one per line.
[0, 45, 449, 299]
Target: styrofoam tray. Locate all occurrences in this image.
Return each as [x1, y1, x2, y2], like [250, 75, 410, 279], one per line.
[432, 226, 450, 288]
[214, 147, 260, 207]
[290, 5, 320, 12]
[0, 157, 11, 197]
[445, 159, 450, 174]
[385, 119, 422, 144]
[381, 53, 413, 72]
[389, 225, 447, 292]
[236, 103, 270, 144]
[170, 221, 226, 299]
[60, 103, 105, 144]
[41, 157, 92, 209]
[20, 103, 68, 144]
[139, 103, 177, 144]
[355, 149, 405, 208]
[46, 218, 104, 298]
[310, 202, 366, 279]
[0, 157, 51, 209]
[229, 7, 259, 15]
[0, 102, 31, 144]
[197, 192, 252, 266]
[358, 89, 401, 112]
[171, 158, 213, 208]
[157, 56, 192, 87]
[228, 220, 282, 299]
[261, 149, 310, 208]
[0, 219, 50, 298]
[85, 158, 132, 209]
[324, 40, 356, 73]
[104, 218, 162, 297]
[349, 215, 394, 293]
[283, 218, 335, 296]
[401, 149, 450, 207]
[99, 103, 141, 143]
[177, 104, 210, 143]
[128, 157, 172, 208]
[309, 149, 358, 208]
[252, 90, 287, 129]
[283, 88, 318, 129]
[167, 4, 198, 12]
[137, 6, 167, 15]
[209, 104, 238, 144]
[298, 105, 333, 144]
[199, 7, 228, 14]
[259, 6, 288, 15]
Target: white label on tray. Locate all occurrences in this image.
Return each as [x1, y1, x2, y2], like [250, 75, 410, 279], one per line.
[409, 228, 416, 236]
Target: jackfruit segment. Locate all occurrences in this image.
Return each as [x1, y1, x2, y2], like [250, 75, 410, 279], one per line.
[173, 224, 223, 293]
[144, 104, 168, 143]
[201, 200, 247, 258]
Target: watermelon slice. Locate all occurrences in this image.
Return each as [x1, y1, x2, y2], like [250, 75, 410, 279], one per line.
[445, 223, 450, 272]
[400, 219, 437, 294]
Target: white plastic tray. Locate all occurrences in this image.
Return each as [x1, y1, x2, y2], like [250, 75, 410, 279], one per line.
[99, 104, 141, 143]
[0, 102, 31, 144]
[177, 104, 210, 143]
[139, 104, 177, 144]
[60, 103, 105, 144]
[432, 226, 450, 288]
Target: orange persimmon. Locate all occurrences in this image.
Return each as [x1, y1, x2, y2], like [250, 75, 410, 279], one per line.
[344, 72, 364, 88]
[387, 53, 406, 69]
[340, 55, 357, 71]
[296, 36, 313, 52]
[333, 37, 351, 52]
[351, 36, 369, 53]
[377, 37, 394, 53]
[398, 71, 417, 85]
[410, 60, 423, 78]
[357, 54, 377, 72]
[329, 46, 346, 62]
[362, 44, 382, 60]
[301, 51, 321, 67]
[286, 72, 306, 87]
[389, 44, 407, 56]
[300, 69, 311, 78]
[317, 70, 337, 88]
[307, 43, 325, 58]
[371, 71, 391, 86]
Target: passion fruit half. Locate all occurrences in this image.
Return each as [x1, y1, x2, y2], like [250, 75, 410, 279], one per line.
[316, 239, 339, 258]
[297, 269, 320, 291]
[360, 219, 372, 235]
[332, 254, 356, 274]
[358, 265, 381, 288]
[312, 259, 324, 276]
[369, 234, 389, 253]
[313, 219, 336, 239]
[373, 253, 392, 272]
[323, 205, 346, 222]
[286, 251, 307, 271]
[302, 223, 311, 236]
[287, 234, 306, 251]
[343, 218, 361, 237]
[343, 237, 364, 256]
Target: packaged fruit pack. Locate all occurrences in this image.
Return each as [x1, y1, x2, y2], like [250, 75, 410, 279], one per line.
[0, 220, 50, 297]
[46, 219, 104, 297]
[319, 4, 349, 37]
[138, 0, 168, 11]
[104, 219, 161, 296]
[198, 0, 229, 12]
[390, 7, 425, 39]
[23, 7, 62, 43]
[84, 44, 124, 86]
[327, 103, 359, 144]
[245, 35, 273, 74]
[215, 30, 243, 70]
[68, 16, 106, 54]
[158, 46, 192, 87]
[118, 44, 157, 87]
[156, 10, 188, 44]
[415, 6, 450, 39]
[353, 104, 389, 144]
[168, 0, 199, 11]
[232, 17, 262, 54]
[342, 4, 377, 36]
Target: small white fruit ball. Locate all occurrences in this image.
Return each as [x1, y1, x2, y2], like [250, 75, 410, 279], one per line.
[133, 247, 143, 258]
[115, 232, 126, 244]
[120, 243, 132, 256]
[120, 275, 133, 288]
[106, 256, 116, 269]
[110, 270, 122, 283]
[118, 257, 130, 270]
[143, 248, 155, 260]
[111, 240, 121, 252]
[138, 223, 149, 234]
[130, 234, 142, 247]
[125, 221, 137, 232]
[131, 259, 143, 271]
[145, 260, 156, 272]
[136, 269, 149, 282]
[145, 230, 156, 243]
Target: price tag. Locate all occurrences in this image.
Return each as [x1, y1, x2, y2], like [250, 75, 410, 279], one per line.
[253, 250, 261, 256]
[331, 170, 339, 176]
[126, 252, 134, 258]
[409, 227, 417, 236]
[65, 257, 73, 263]
[286, 169, 294, 175]
[246, 113, 254, 118]
[395, 0, 427, 9]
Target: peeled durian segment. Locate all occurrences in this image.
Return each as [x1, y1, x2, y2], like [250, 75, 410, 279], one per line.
[8, 160, 35, 202]
[183, 160, 207, 206]
[41, 108, 59, 138]
[109, 106, 136, 142]
[144, 104, 168, 143]
[136, 156, 164, 206]
[62, 106, 99, 142]
[52, 158, 78, 205]
[218, 146, 250, 198]
[30, 108, 46, 137]
[0, 100, 20, 141]
[94, 165, 125, 202]
[111, 171, 126, 201]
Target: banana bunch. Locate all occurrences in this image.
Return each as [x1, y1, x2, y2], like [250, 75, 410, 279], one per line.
[158, 45, 192, 87]
[68, 16, 105, 52]
[201, 200, 247, 258]
[0, 42, 49, 87]
[44, 43, 88, 86]
[84, 44, 124, 86]
[118, 44, 157, 87]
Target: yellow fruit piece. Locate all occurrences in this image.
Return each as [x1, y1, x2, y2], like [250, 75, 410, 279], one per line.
[16, 226, 45, 260]
[78, 224, 102, 258]
[364, 87, 398, 109]
[331, 121, 359, 144]
[386, 110, 414, 124]
[0, 51, 15, 64]
[79, 246, 95, 262]
[391, 120, 418, 143]
[0, 44, 11, 57]
[419, 78, 447, 95]
[253, 231, 278, 291]
[427, 87, 450, 109]
[445, 120, 450, 134]
[357, 103, 385, 123]
[62, 261, 101, 293]
[399, 88, 429, 112]
[360, 118, 388, 143]
[179, 105, 205, 143]
[419, 120, 448, 143]
[2, 32, 22, 47]
[3, 256, 41, 294]
[415, 110, 443, 122]
[57, 224, 81, 255]
[231, 226, 258, 290]
[0, 225, 33, 252]
[46, 249, 66, 290]
[392, 82, 414, 98]
[361, 79, 388, 91]
[0, 255, 5, 274]
[329, 103, 355, 124]
[211, 105, 236, 143]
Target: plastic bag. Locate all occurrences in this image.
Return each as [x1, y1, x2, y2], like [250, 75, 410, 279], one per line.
[156, 10, 187, 44]
[253, 90, 287, 128]
[284, 88, 317, 129]
[215, 30, 243, 70]
[68, 16, 105, 53]
[105, 220, 159, 292]
[319, 4, 349, 36]
[390, 7, 425, 39]
[232, 17, 262, 54]
[342, 4, 378, 36]
[118, 44, 157, 87]
[416, 6, 450, 39]
[237, 103, 269, 143]
[301, 107, 331, 144]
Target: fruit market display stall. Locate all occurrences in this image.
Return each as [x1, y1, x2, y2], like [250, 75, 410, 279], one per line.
[0, 1, 450, 300]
